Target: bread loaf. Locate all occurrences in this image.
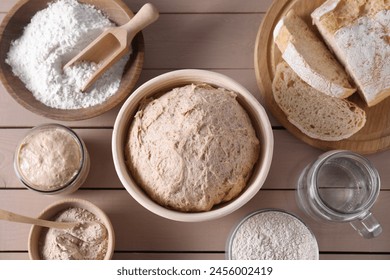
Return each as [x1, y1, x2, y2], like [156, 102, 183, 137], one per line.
[273, 9, 355, 98]
[272, 61, 366, 141]
[312, 0, 390, 107]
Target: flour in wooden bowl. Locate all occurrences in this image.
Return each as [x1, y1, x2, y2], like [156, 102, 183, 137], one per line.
[6, 0, 129, 109]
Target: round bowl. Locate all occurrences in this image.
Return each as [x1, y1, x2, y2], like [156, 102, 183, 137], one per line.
[28, 198, 115, 260]
[0, 0, 144, 121]
[112, 69, 274, 222]
[226, 209, 319, 260]
[14, 124, 90, 195]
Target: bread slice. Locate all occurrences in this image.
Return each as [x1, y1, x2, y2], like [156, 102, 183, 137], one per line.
[312, 0, 390, 107]
[272, 61, 366, 141]
[273, 9, 355, 99]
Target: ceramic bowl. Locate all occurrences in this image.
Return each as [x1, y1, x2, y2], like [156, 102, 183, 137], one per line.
[28, 198, 115, 260]
[0, 0, 144, 121]
[112, 69, 274, 222]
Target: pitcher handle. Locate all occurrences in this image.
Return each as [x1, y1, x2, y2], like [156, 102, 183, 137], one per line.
[350, 212, 382, 239]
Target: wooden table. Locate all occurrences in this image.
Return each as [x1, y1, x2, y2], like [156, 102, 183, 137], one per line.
[0, 0, 389, 260]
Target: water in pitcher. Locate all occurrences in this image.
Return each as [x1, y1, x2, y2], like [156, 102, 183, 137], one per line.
[297, 150, 382, 238]
[316, 156, 373, 214]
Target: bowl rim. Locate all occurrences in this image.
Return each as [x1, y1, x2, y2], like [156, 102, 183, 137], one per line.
[27, 198, 115, 260]
[0, 0, 145, 121]
[112, 69, 274, 222]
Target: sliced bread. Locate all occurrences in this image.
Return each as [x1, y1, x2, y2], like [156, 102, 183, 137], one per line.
[273, 9, 355, 99]
[272, 61, 366, 141]
[312, 0, 390, 107]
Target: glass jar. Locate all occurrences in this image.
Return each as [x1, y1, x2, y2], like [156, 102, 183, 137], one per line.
[296, 150, 382, 239]
[226, 209, 319, 260]
[14, 124, 90, 195]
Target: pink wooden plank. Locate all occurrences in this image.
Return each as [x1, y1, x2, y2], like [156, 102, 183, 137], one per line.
[0, 12, 269, 127]
[128, 0, 273, 13]
[0, 0, 273, 13]
[0, 68, 277, 127]
[0, 189, 389, 253]
[2, 129, 390, 190]
[143, 14, 263, 69]
[0, 1, 15, 13]
[1, 252, 389, 260]
[0, 128, 122, 189]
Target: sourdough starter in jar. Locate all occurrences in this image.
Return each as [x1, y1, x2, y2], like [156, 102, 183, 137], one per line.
[15, 124, 89, 194]
[228, 210, 319, 260]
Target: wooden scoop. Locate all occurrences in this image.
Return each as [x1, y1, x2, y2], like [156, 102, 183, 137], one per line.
[0, 208, 90, 230]
[64, 3, 159, 92]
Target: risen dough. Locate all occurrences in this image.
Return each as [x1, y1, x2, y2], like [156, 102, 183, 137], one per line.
[125, 84, 260, 212]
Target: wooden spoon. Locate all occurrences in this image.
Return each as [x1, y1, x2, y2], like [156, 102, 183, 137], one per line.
[0, 208, 85, 230]
[64, 3, 159, 92]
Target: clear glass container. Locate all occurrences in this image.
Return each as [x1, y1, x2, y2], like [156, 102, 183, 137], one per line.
[297, 150, 382, 238]
[226, 209, 319, 260]
[14, 124, 90, 195]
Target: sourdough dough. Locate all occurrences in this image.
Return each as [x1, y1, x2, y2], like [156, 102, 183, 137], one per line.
[17, 126, 82, 191]
[125, 84, 260, 212]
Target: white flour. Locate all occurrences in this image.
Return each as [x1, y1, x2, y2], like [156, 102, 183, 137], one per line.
[39, 207, 108, 260]
[334, 10, 390, 103]
[6, 0, 129, 109]
[230, 210, 318, 260]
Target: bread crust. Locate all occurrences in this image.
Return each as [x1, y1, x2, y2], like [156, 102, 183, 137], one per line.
[312, 0, 390, 106]
[274, 10, 355, 99]
[272, 61, 366, 141]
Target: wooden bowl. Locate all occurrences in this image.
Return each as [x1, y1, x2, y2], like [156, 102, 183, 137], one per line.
[0, 0, 144, 121]
[112, 69, 274, 222]
[28, 198, 115, 260]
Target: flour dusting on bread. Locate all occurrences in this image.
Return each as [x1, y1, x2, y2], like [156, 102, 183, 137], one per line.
[312, 0, 390, 106]
[274, 10, 355, 98]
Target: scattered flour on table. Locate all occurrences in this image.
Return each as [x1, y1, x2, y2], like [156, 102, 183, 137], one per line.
[230, 211, 318, 260]
[39, 207, 108, 260]
[6, 0, 129, 109]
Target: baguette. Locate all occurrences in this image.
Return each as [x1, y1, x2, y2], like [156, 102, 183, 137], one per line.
[312, 0, 390, 107]
[272, 61, 366, 141]
[273, 9, 355, 99]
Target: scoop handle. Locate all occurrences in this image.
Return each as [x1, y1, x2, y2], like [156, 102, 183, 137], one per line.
[0, 209, 78, 229]
[123, 3, 159, 41]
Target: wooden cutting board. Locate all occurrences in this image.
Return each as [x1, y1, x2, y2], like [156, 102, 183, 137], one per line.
[255, 0, 390, 155]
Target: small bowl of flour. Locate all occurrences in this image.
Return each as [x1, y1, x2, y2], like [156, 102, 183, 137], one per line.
[28, 198, 115, 260]
[0, 0, 144, 120]
[226, 209, 319, 260]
